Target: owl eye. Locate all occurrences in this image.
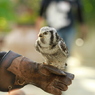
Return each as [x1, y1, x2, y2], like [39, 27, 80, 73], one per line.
[43, 32, 48, 35]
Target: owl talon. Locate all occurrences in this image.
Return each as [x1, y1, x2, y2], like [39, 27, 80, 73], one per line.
[65, 63, 67, 66]
[43, 62, 47, 65]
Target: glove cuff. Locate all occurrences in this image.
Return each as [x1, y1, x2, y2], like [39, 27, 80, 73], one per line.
[0, 51, 22, 91]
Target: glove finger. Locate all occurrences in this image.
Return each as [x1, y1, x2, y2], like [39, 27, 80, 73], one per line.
[46, 85, 62, 95]
[65, 72, 75, 80]
[58, 76, 72, 86]
[53, 81, 68, 91]
[43, 65, 66, 75]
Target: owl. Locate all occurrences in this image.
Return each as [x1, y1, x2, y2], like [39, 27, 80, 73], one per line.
[35, 26, 69, 71]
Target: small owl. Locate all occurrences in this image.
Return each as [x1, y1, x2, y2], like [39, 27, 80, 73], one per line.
[35, 26, 69, 71]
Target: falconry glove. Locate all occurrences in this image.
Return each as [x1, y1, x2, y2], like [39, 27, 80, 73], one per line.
[0, 51, 74, 95]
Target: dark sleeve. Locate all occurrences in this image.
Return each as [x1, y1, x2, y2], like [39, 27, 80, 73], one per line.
[76, 0, 84, 23]
[0, 52, 7, 61]
[39, 0, 50, 17]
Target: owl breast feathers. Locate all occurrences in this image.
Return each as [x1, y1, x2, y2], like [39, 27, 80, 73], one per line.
[35, 26, 69, 70]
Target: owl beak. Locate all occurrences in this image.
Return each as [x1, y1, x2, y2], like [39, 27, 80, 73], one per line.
[38, 34, 43, 37]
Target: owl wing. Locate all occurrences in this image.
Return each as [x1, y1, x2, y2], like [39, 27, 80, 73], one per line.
[58, 40, 68, 57]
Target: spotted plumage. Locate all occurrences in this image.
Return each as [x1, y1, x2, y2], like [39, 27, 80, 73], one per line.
[35, 26, 69, 71]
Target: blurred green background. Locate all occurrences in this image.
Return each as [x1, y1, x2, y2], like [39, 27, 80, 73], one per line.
[0, 0, 95, 32]
[0, 0, 41, 32]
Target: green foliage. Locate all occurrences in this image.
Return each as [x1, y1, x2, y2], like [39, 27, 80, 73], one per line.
[16, 12, 38, 25]
[82, 0, 95, 25]
[0, 0, 16, 31]
[14, 0, 41, 25]
[0, 0, 15, 20]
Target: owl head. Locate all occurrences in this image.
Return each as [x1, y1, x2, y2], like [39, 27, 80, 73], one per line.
[38, 26, 60, 45]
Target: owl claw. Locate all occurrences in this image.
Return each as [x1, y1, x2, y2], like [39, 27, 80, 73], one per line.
[43, 62, 47, 65]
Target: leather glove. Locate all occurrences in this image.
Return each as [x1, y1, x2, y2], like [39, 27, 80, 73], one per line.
[35, 65, 74, 95]
[8, 56, 74, 95]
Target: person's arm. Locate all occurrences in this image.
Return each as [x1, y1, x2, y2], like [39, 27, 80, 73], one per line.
[7, 56, 74, 95]
[76, 0, 88, 40]
[35, 16, 45, 33]
[0, 51, 74, 94]
[0, 51, 74, 95]
[35, 0, 50, 32]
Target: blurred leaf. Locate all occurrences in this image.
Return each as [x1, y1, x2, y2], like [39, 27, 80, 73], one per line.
[82, 0, 95, 25]
[0, 0, 16, 20]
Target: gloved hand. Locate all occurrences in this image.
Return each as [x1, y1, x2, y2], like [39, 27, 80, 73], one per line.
[8, 56, 74, 95]
[33, 64, 74, 95]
